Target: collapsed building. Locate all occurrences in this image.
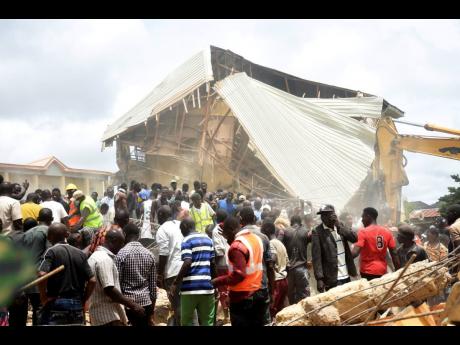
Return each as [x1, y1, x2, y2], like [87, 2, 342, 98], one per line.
[101, 46, 404, 212]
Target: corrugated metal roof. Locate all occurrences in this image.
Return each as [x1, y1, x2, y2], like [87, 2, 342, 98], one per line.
[409, 208, 440, 219]
[102, 49, 213, 142]
[304, 96, 384, 118]
[215, 73, 376, 211]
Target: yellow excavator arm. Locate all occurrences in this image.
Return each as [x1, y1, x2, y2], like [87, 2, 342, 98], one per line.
[374, 117, 460, 224]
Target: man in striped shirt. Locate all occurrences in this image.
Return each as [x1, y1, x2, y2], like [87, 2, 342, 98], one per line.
[169, 217, 217, 326]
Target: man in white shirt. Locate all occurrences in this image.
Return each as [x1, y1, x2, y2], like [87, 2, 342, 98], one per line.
[155, 205, 184, 326]
[40, 189, 68, 225]
[0, 182, 23, 235]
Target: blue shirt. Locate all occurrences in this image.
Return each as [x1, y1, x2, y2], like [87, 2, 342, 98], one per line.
[180, 233, 215, 295]
[218, 199, 236, 215]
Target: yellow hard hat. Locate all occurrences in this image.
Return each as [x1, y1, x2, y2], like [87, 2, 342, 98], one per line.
[65, 183, 78, 191]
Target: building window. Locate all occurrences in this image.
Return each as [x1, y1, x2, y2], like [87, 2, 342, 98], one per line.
[129, 146, 146, 162]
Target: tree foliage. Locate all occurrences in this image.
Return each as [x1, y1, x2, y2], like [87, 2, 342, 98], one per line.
[438, 174, 460, 216]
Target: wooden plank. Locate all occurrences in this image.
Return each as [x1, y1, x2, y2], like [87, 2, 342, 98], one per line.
[176, 108, 186, 151]
[284, 77, 290, 93]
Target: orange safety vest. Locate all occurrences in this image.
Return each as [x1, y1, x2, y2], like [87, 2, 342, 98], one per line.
[228, 229, 264, 292]
[68, 200, 81, 226]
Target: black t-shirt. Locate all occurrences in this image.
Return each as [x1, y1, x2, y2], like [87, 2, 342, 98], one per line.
[282, 225, 310, 269]
[39, 243, 94, 300]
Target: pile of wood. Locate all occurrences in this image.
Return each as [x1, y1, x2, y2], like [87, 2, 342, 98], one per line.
[275, 260, 451, 326]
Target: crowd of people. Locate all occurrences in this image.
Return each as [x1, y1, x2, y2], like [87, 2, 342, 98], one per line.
[0, 174, 459, 327]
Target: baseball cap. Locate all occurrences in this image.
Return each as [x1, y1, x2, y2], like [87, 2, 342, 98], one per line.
[170, 179, 177, 183]
[317, 204, 335, 214]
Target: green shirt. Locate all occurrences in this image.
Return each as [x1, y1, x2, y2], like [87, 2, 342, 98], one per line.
[80, 197, 103, 228]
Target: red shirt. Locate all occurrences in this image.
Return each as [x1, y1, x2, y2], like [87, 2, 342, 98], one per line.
[355, 224, 396, 276]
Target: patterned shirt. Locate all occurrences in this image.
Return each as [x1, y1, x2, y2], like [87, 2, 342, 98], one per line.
[115, 241, 157, 307]
[180, 233, 215, 295]
[324, 225, 349, 280]
[87, 246, 128, 326]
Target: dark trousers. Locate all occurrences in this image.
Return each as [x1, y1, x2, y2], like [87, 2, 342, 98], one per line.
[287, 266, 310, 304]
[360, 272, 382, 281]
[126, 304, 153, 327]
[325, 277, 351, 291]
[8, 294, 28, 327]
[229, 289, 267, 327]
[38, 298, 84, 326]
[8, 293, 42, 326]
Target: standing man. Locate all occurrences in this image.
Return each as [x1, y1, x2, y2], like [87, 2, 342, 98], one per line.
[218, 192, 236, 216]
[114, 183, 128, 212]
[170, 218, 216, 326]
[446, 204, 460, 251]
[282, 215, 311, 304]
[22, 208, 53, 325]
[170, 179, 178, 192]
[87, 229, 145, 326]
[261, 220, 289, 318]
[351, 207, 400, 281]
[71, 190, 103, 248]
[239, 207, 275, 324]
[140, 190, 154, 239]
[0, 182, 23, 235]
[127, 182, 141, 220]
[212, 216, 266, 326]
[253, 198, 263, 222]
[312, 204, 357, 292]
[396, 224, 428, 266]
[189, 193, 215, 234]
[424, 227, 448, 262]
[21, 193, 42, 221]
[101, 187, 115, 209]
[155, 205, 184, 326]
[65, 184, 81, 230]
[37, 223, 96, 325]
[212, 209, 230, 321]
[115, 223, 157, 326]
[52, 188, 70, 213]
[41, 189, 69, 225]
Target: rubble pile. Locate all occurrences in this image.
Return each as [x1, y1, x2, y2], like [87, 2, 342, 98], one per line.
[275, 260, 451, 326]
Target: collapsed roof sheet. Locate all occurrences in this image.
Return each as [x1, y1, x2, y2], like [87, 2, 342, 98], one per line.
[304, 96, 384, 119]
[215, 73, 376, 210]
[102, 49, 213, 142]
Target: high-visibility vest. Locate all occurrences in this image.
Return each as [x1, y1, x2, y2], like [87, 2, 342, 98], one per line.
[190, 203, 214, 233]
[80, 197, 103, 228]
[68, 200, 81, 226]
[228, 230, 264, 292]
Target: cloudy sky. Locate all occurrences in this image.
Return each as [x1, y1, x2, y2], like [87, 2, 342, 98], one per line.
[1, 19, 459, 204]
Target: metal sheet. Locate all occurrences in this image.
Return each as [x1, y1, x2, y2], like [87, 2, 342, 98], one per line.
[102, 49, 213, 142]
[215, 73, 376, 211]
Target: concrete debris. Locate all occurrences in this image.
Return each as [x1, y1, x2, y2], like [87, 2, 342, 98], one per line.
[154, 288, 171, 325]
[444, 282, 460, 323]
[275, 260, 450, 326]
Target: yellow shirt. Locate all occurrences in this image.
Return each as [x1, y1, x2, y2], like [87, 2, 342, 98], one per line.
[21, 202, 42, 220]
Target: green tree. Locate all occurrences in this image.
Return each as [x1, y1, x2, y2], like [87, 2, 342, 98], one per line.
[438, 174, 460, 216]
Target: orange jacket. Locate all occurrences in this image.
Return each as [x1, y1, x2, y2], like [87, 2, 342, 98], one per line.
[68, 200, 81, 226]
[228, 230, 264, 292]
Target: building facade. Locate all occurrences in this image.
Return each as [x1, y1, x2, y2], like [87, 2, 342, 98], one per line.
[0, 156, 113, 197]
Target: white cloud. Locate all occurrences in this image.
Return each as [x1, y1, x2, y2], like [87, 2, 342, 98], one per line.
[1, 19, 459, 205]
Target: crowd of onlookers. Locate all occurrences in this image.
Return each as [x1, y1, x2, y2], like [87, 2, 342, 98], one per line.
[0, 174, 458, 326]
